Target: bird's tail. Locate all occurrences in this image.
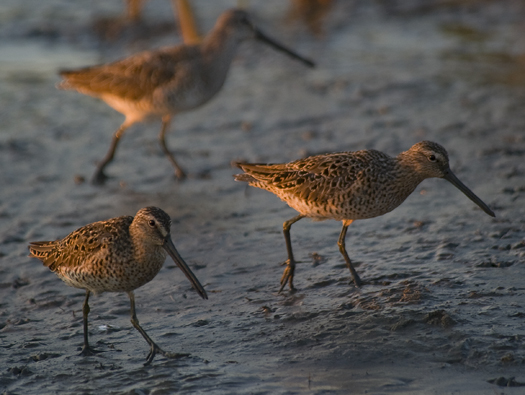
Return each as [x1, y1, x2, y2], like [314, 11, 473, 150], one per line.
[28, 241, 56, 268]
[232, 161, 255, 183]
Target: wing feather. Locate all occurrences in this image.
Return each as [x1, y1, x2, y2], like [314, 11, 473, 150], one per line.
[29, 216, 133, 272]
[236, 150, 395, 204]
[58, 46, 201, 101]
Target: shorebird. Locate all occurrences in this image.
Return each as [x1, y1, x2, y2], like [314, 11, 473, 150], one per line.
[96, 0, 200, 42]
[234, 141, 495, 292]
[288, 0, 334, 36]
[29, 207, 207, 365]
[58, 8, 315, 185]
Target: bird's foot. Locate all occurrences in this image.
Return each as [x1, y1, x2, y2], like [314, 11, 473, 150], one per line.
[144, 343, 190, 366]
[344, 262, 363, 287]
[279, 259, 296, 294]
[163, 351, 191, 359]
[352, 272, 363, 287]
[79, 344, 103, 357]
[91, 169, 109, 185]
[174, 168, 187, 181]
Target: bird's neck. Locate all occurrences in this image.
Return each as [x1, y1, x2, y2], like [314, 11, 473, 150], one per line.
[129, 225, 167, 265]
[201, 27, 241, 79]
[393, 151, 428, 197]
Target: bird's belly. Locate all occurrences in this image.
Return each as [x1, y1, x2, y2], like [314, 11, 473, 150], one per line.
[163, 83, 220, 113]
[101, 95, 161, 122]
[281, 193, 403, 221]
[56, 261, 163, 294]
[282, 195, 347, 220]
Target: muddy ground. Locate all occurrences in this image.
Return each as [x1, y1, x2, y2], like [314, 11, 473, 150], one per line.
[1, 0, 525, 393]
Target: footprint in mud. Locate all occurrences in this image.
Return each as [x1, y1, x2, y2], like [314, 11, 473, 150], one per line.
[7, 365, 33, 377]
[29, 352, 61, 362]
[487, 377, 525, 387]
[279, 294, 306, 306]
[423, 310, 456, 328]
[307, 279, 338, 289]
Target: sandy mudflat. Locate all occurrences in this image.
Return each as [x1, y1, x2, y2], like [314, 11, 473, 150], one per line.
[1, 0, 525, 393]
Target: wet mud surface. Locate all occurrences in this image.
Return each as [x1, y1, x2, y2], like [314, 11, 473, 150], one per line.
[1, 0, 525, 393]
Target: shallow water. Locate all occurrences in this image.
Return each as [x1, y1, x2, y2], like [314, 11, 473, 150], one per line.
[1, 0, 525, 394]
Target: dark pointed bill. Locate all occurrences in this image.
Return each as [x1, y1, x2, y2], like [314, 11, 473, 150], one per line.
[253, 29, 315, 68]
[444, 170, 495, 217]
[163, 237, 208, 300]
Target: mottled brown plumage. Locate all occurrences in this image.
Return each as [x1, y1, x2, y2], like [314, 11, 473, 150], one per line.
[29, 206, 207, 365]
[58, 8, 314, 185]
[234, 141, 495, 292]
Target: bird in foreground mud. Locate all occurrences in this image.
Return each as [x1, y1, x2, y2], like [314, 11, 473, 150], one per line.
[29, 207, 207, 365]
[58, 8, 315, 185]
[234, 141, 495, 292]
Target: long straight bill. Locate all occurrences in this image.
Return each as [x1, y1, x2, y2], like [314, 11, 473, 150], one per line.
[444, 170, 495, 217]
[254, 29, 315, 68]
[164, 237, 208, 299]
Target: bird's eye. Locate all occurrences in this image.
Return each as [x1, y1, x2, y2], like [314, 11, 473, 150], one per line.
[429, 154, 437, 162]
[148, 220, 156, 227]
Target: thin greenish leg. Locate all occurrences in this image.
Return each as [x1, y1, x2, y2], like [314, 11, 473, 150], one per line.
[337, 220, 362, 287]
[158, 115, 186, 180]
[92, 122, 131, 185]
[128, 291, 189, 365]
[79, 290, 102, 356]
[279, 214, 305, 293]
